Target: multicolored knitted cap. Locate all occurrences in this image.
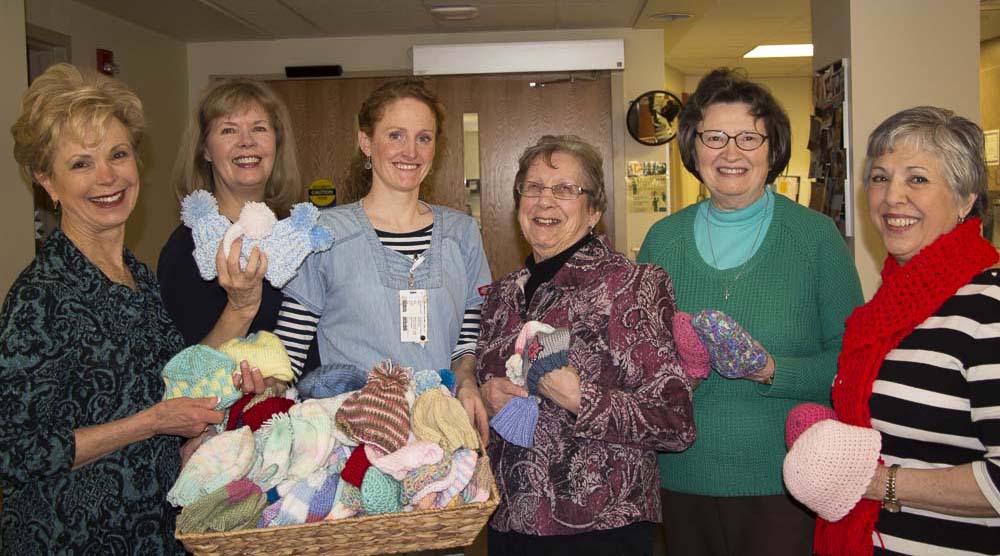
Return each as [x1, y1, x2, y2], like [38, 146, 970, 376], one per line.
[252, 413, 293, 491]
[690, 309, 768, 379]
[400, 456, 453, 507]
[271, 469, 328, 526]
[306, 469, 340, 523]
[435, 448, 478, 509]
[336, 361, 411, 454]
[461, 454, 493, 504]
[168, 426, 256, 507]
[218, 331, 294, 382]
[523, 328, 570, 395]
[161, 344, 240, 410]
[176, 478, 266, 534]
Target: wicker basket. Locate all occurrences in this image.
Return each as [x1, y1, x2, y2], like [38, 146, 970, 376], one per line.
[176, 457, 499, 556]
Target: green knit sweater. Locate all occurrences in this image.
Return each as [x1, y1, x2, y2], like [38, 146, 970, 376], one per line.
[638, 194, 863, 496]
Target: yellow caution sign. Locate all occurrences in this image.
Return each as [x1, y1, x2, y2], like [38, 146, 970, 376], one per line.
[308, 179, 336, 207]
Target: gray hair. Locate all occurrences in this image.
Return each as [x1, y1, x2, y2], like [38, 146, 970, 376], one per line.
[513, 135, 607, 214]
[862, 106, 987, 222]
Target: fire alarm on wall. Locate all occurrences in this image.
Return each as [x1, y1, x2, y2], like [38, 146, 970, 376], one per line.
[96, 49, 118, 76]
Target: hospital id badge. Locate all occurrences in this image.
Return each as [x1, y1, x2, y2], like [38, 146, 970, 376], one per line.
[399, 289, 429, 346]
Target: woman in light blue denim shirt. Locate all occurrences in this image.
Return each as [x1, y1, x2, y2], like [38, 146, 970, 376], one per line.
[284, 79, 492, 443]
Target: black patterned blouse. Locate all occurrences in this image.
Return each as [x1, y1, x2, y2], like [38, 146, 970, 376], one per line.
[0, 229, 185, 555]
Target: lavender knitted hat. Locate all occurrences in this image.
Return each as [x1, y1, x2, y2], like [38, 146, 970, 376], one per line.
[489, 395, 540, 448]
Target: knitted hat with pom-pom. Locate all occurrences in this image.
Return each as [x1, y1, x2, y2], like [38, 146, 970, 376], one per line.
[783, 419, 881, 522]
[336, 361, 411, 454]
[489, 395, 539, 448]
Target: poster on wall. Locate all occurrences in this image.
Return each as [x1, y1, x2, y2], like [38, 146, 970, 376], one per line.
[627, 160, 670, 213]
[774, 176, 800, 202]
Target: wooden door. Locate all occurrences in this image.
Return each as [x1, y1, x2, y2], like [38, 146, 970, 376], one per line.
[267, 72, 613, 279]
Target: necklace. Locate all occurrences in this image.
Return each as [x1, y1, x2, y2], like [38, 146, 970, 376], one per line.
[704, 191, 770, 302]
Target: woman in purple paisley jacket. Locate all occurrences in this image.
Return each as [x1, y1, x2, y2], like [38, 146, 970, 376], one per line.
[475, 135, 696, 556]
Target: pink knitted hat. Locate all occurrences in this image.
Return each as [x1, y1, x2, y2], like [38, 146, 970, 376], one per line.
[782, 419, 882, 522]
[785, 402, 838, 448]
[671, 312, 710, 380]
[336, 361, 411, 454]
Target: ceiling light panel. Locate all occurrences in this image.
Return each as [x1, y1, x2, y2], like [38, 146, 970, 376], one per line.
[743, 43, 813, 58]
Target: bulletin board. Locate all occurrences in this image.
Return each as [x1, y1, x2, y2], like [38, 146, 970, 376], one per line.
[808, 59, 853, 237]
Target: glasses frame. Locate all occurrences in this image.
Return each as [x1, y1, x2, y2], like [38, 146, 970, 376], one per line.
[516, 181, 594, 200]
[696, 130, 769, 151]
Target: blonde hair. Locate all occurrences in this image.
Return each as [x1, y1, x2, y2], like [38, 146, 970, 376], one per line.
[11, 63, 144, 181]
[173, 78, 302, 217]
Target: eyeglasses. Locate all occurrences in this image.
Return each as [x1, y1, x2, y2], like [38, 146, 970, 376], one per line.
[696, 130, 768, 151]
[516, 182, 593, 200]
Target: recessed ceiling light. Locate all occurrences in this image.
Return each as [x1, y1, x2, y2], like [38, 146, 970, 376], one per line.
[743, 44, 814, 58]
[429, 5, 479, 21]
[648, 12, 692, 22]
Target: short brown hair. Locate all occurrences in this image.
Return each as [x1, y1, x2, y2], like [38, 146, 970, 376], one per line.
[173, 78, 302, 217]
[11, 63, 144, 181]
[513, 135, 607, 214]
[677, 68, 792, 185]
[345, 78, 445, 196]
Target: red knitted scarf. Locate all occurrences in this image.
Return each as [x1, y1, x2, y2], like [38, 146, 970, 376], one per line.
[815, 218, 998, 556]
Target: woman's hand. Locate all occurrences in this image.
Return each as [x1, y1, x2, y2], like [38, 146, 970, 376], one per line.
[744, 341, 776, 385]
[479, 377, 528, 417]
[147, 397, 224, 438]
[538, 365, 582, 414]
[456, 382, 490, 446]
[217, 237, 267, 320]
[231, 360, 287, 396]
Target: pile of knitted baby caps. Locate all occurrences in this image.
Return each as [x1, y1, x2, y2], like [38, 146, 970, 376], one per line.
[180, 189, 334, 288]
[782, 403, 882, 522]
[177, 478, 266, 533]
[336, 361, 412, 454]
[297, 363, 369, 400]
[671, 312, 711, 380]
[169, 426, 256, 507]
[161, 344, 241, 410]
[690, 309, 768, 379]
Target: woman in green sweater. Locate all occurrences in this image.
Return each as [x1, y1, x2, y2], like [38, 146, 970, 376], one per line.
[638, 68, 863, 556]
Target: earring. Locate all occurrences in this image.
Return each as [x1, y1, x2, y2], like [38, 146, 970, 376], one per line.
[364, 156, 372, 170]
[959, 213, 967, 224]
[52, 198, 60, 211]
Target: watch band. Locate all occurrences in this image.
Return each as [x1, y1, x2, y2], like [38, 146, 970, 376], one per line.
[883, 464, 901, 513]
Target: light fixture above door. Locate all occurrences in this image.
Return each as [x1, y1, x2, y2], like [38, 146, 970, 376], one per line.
[428, 5, 479, 21]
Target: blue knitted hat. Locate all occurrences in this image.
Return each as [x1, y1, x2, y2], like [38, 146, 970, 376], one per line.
[180, 190, 334, 288]
[489, 395, 539, 448]
[523, 328, 571, 395]
[297, 363, 369, 399]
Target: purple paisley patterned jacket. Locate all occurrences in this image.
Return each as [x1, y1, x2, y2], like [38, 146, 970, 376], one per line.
[476, 236, 696, 536]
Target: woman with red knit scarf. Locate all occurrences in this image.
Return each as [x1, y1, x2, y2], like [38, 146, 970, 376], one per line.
[783, 106, 1000, 555]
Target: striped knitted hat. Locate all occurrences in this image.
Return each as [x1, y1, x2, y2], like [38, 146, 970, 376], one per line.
[335, 361, 411, 454]
[523, 328, 571, 395]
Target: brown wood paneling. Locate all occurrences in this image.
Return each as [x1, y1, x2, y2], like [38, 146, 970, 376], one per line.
[267, 72, 613, 280]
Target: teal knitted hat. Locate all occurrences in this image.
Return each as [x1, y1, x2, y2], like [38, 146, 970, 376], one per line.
[161, 344, 240, 410]
[361, 466, 402, 515]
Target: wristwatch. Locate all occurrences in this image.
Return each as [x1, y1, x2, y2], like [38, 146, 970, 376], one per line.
[882, 464, 901, 513]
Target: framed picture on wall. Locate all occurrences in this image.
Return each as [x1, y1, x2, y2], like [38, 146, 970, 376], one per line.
[984, 129, 999, 166]
[465, 178, 480, 192]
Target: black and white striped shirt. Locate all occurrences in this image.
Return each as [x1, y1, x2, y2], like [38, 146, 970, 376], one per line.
[869, 269, 1000, 556]
[273, 224, 482, 376]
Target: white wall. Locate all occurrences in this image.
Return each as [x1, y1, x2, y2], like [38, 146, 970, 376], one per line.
[0, 0, 31, 299]
[187, 27, 667, 258]
[25, 0, 189, 270]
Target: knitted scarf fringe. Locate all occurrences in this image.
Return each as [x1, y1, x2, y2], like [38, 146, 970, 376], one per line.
[815, 218, 998, 556]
